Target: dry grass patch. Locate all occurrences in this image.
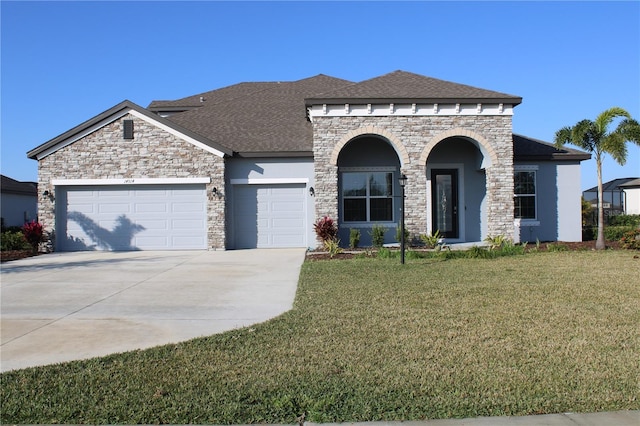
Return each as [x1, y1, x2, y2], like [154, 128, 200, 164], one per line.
[1, 251, 638, 424]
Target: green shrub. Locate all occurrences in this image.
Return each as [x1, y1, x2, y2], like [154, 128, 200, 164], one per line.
[620, 229, 640, 250]
[369, 224, 386, 248]
[467, 246, 492, 259]
[547, 243, 568, 252]
[349, 228, 361, 249]
[604, 226, 635, 241]
[419, 230, 441, 248]
[323, 239, 343, 258]
[608, 214, 640, 227]
[1, 231, 30, 251]
[484, 234, 513, 250]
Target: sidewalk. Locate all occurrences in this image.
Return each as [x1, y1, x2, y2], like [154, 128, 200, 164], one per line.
[307, 410, 639, 425]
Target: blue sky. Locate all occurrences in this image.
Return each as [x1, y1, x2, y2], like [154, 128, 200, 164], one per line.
[2, 1, 639, 191]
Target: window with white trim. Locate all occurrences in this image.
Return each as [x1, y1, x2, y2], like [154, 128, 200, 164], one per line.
[514, 170, 537, 219]
[342, 171, 394, 222]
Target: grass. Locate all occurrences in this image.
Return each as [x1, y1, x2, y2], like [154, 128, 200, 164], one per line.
[1, 251, 639, 424]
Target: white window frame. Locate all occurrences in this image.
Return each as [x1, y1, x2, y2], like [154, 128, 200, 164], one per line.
[340, 167, 395, 224]
[514, 166, 538, 220]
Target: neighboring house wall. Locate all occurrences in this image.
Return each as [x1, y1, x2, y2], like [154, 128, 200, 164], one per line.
[1, 193, 37, 227]
[37, 113, 226, 249]
[312, 115, 514, 242]
[623, 187, 640, 214]
[557, 162, 583, 241]
[225, 157, 316, 248]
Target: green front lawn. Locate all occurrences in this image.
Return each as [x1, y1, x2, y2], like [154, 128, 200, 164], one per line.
[2, 251, 639, 424]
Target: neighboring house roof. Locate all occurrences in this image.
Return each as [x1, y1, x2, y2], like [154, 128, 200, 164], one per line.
[513, 134, 591, 161]
[583, 177, 640, 193]
[1, 175, 37, 195]
[163, 74, 352, 156]
[27, 100, 233, 160]
[619, 178, 640, 188]
[305, 70, 522, 105]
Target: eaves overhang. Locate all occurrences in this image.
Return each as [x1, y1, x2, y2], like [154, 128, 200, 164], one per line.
[305, 96, 523, 107]
[233, 151, 314, 158]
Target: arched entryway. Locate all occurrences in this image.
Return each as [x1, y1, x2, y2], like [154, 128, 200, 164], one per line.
[336, 135, 402, 246]
[425, 136, 488, 242]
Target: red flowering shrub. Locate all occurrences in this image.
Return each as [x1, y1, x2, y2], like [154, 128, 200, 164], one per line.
[313, 216, 338, 243]
[619, 229, 640, 250]
[21, 221, 44, 253]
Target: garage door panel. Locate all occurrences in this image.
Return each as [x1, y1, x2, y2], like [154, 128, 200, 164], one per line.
[171, 219, 205, 229]
[135, 203, 168, 213]
[141, 219, 169, 230]
[233, 184, 306, 249]
[172, 202, 205, 213]
[59, 184, 207, 251]
[99, 203, 131, 214]
[272, 201, 304, 212]
[172, 236, 206, 246]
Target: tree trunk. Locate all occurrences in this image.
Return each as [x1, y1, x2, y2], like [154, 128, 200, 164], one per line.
[596, 156, 606, 250]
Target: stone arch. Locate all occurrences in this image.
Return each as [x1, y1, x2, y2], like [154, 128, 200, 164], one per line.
[419, 128, 497, 167]
[329, 126, 410, 167]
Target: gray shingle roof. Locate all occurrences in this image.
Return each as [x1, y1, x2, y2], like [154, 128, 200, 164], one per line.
[164, 75, 353, 155]
[584, 177, 640, 193]
[148, 82, 280, 111]
[1, 175, 37, 195]
[513, 134, 591, 161]
[306, 70, 522, 105]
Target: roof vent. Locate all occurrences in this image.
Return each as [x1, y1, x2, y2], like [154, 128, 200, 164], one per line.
[200, 96, 205, 103]
[123, 120, 134, 139]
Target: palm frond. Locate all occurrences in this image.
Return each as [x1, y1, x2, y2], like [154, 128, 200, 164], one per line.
[595, 107, 631, 133]
[602, 133, 628, 165]
[554, 127, 573, 149]
[617, 118, 640, 146]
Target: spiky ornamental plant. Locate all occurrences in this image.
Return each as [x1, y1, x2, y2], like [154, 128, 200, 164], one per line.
[555, 107, 640, 250]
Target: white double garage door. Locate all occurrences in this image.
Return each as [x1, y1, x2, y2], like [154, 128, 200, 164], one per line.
[57, 183, 307, 251]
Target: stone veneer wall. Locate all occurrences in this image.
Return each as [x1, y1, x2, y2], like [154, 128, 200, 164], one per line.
[37, 113, 226, 250]
[312, 115, 514, 240]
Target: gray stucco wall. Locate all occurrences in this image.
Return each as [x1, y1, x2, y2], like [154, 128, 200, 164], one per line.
[37, 113, 226, 250]
[1, 193, 37, 227]
[514, 161, 582, 243]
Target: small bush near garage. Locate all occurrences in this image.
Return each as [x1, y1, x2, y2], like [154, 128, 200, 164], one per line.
[0, 230, 30, 251]
[313, 216, 338, 244]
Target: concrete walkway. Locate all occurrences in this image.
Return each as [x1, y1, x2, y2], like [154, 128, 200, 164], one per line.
[0, 249, 305, 372]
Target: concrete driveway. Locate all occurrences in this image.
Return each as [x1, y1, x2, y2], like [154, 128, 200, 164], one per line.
[0, 249, 305, 372]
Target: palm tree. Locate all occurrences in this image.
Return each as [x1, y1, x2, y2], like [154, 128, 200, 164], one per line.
[555, 107, 640, 250]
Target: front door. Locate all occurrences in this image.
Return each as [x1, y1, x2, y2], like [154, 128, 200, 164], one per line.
[431, 169, 459, 238]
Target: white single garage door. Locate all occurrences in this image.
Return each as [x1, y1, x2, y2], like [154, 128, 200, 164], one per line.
[58, 184, 207, 251]
[233, 184, 306, 249]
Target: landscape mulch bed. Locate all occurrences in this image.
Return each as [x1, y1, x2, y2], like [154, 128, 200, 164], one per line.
[0, 250, 38, 263]
[307, 240, 624, 261]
